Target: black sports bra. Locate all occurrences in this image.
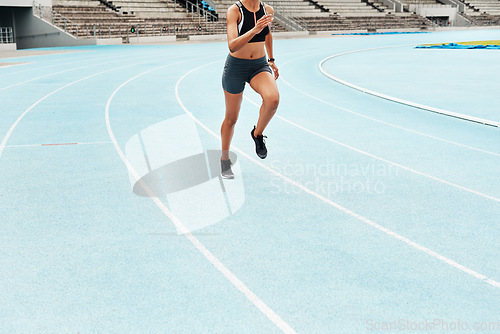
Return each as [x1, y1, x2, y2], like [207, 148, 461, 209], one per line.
[236, 1, 270, 43]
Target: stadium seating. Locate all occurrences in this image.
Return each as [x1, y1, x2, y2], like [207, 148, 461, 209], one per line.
[48, 0, 499, 40]
[213, 0, 431, 30]
[318, 0, 386, 16]
[459, 0, 500, 15]
[102, 0, 186, 18]
[51, 0, 227, 39]
[299, 13, 430, 30]
[212, 0, 328, 17]
[463, 12, 500, 24]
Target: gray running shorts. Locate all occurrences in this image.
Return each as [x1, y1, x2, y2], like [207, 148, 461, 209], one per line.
[221, 54, 272, 94]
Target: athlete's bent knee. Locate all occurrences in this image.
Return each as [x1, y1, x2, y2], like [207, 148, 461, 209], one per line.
[223, 115, 238, 128]
[263, 92, 279, 111]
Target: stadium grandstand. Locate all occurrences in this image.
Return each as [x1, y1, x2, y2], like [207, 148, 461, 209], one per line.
[0, 0, 499, 48]
[1, 0, 228, 48]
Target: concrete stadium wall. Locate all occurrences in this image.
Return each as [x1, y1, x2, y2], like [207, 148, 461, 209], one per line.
[186, 31, 310, 42]
[454, 14, 472, 27]
[0, 42, 16, 50]
[12, 7, 121, 48]
[15, 7, 89, 48]
[415, 6, 457, 22]
[128, 35, 177, 44]
[0, 0, 51, 7]
[189, 34, 226, 42]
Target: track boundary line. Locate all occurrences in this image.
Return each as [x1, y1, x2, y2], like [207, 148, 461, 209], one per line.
[177, 62, 500, 290]
[277, 76, 500, 157]
[318, 48, 500, 128]
[0, 54, 187, 160]
[105, 60, 298, 334]
[243, 96, 499, 203]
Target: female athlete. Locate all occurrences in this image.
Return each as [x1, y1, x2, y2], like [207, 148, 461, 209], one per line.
[220, 0, 279, 179]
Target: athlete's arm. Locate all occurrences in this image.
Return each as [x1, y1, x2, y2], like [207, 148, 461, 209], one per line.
[226, 5, 274, 53]
[264, 5, 279, 80]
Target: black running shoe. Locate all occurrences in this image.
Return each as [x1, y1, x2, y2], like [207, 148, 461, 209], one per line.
[251, 126, 267, 159]
[220, 159, 234, 179]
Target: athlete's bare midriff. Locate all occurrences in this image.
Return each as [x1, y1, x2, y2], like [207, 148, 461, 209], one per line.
[230, 41, 266, 60]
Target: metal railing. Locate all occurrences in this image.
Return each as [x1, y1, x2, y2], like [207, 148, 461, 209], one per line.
[33, 1, 80, 36]
[121, 22, 225, 39]
[176, 0, 219, 22]
[255, 0, 308, 30]
[0, 27, 14, 44]
[62, 22, 225, 40]
[32, 1, 52, 21]
[274, 12, 307, 31]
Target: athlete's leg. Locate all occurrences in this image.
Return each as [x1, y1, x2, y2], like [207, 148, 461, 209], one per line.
[221, 89, 244, 160]
[249, 71, 279, 136]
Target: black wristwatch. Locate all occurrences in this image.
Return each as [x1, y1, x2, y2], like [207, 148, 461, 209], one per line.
[268, 58, 275, 62]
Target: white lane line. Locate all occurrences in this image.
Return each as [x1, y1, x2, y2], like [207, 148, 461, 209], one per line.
[277, 47, 500, 157]
[0, 55, 183, 160]
[4, 143, 40, 148]
[0, 77, 95, 159]
[0, 53, 138, 91]
[279, 77, 500, 158]
[318, 49, 500, 128]
[105, 60, 298, 334]
[177, 62, 500, 290]
[79, 141, 113, 146]
[0, 51, 118, 79]
[4, 141, 113, 148]
[244, 96, 500, 203]
[0, 62, 34, 69]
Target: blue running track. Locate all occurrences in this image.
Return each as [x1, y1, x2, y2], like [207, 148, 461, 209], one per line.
[0, 29, 499, 333]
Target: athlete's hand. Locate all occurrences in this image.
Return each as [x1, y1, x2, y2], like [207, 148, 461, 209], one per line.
[252, 14, 274, 34]
[269, 61, 279, 80]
